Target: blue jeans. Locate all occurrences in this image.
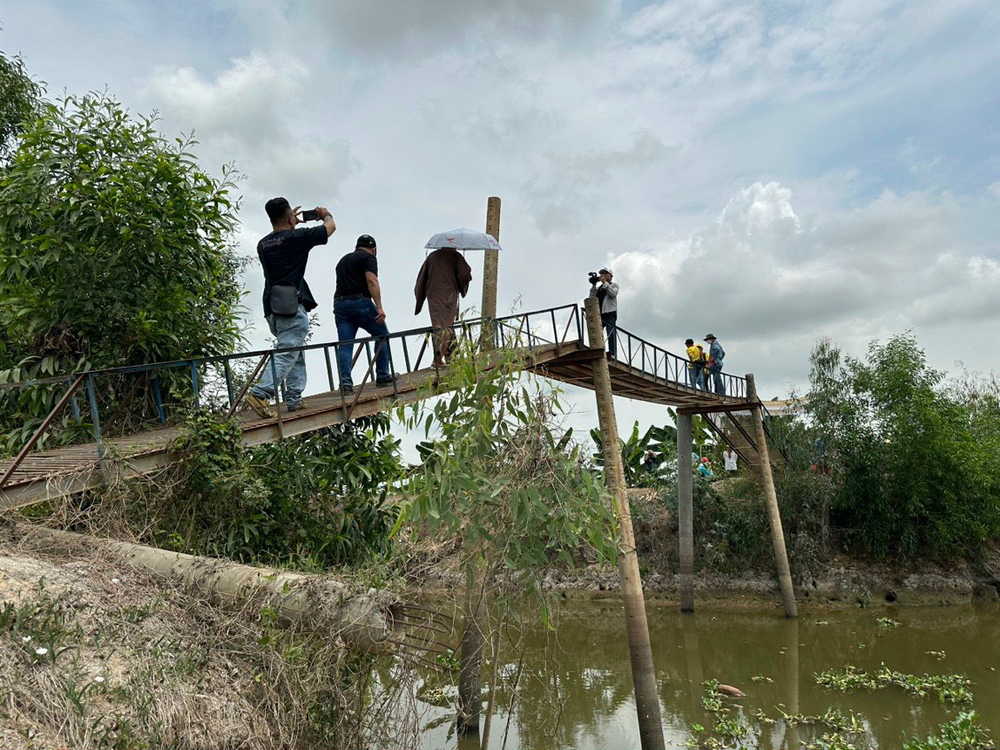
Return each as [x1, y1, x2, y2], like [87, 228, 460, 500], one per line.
[334, 297, 391, 387]
[691, 364, 705, 389]
[687, 366, 699, 388]
[251, 305, 308, 406]
[709, 365, 726, 395]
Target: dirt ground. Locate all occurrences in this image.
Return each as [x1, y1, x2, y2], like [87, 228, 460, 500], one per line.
[0, 526, 414, 750]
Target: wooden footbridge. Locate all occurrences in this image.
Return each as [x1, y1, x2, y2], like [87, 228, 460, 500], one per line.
[0, 302, 779, 514]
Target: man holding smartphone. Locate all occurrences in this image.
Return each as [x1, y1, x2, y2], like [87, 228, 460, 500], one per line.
[246, 197, 335, 418]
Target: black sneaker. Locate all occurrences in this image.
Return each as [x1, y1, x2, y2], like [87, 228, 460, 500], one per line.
[375, 374, 400, 386]
[340, 384, 354, 394]
[286, 400, 307, 413]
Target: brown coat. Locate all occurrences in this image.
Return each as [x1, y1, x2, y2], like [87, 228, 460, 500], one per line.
[414, 248, 473, 328]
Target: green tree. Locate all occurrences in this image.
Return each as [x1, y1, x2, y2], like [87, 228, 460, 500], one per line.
[590, 421, 677, 487]
[0, 49, 42, 161]
[87, 413, 402, 570]
[807, 333, 1000, 560]
[0, 93, 245, 449]
[397, 339, 617, 734]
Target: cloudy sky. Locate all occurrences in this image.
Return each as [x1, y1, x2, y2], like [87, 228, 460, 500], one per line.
[4, 0, 1000, 442]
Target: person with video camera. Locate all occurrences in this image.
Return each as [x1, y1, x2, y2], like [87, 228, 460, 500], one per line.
[246, 198, 335, 418]
[588, 268, 619, 357]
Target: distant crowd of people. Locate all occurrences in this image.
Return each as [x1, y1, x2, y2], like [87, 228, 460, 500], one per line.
[642, 445, 740, 480]
[245, 197, 472, 419]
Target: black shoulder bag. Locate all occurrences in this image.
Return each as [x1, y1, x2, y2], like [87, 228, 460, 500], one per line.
[270, 284, 300, 316]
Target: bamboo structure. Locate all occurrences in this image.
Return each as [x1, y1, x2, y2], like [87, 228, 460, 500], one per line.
[585, 297, 665, 750]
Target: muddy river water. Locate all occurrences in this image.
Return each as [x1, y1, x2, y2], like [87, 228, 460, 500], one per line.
[418, 598, 1000, 749]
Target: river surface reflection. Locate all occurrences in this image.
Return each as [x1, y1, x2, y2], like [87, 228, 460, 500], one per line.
[419, 598, 1000, 749]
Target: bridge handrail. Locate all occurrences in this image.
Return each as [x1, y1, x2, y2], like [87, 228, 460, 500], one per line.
[608, 325, 749, 400]
[0, 304, 582, 392]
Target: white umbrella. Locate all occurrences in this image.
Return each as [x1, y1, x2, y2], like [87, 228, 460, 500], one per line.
[424, 227, 501, 252]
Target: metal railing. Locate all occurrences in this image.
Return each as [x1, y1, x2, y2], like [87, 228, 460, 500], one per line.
[0, 299, 775, 490]
[0, 304, 583, 489]
[605, 326, 749, 400]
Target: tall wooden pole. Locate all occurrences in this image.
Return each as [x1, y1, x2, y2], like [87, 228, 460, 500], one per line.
[482, 196, 500, 322]
[457, 196, 502, 736]
[585, 297, 665, 750]
[457, 570, 485, 735]
[677, 412, 695, 612]
[746, 373, 797, 618]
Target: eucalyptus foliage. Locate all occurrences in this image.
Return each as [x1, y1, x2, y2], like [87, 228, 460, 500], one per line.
[398, 340, 618, 595]
[0, 50, 42, 161]
[807, 333, 1000, 561]
[119, 412, 402, 569]
[0, 93, 245, 451]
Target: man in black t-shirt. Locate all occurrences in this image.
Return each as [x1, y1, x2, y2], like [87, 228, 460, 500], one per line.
[246, 197, 335, 418]
[333, 234, 395, 391]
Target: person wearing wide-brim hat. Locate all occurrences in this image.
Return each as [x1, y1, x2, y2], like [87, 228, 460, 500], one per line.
[703, 333, 726, 395]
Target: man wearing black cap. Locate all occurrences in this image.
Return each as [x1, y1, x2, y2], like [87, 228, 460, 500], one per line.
[589, 268, 619, 357]
[246, 198, 335, 418]
[333, 234, 395, 391]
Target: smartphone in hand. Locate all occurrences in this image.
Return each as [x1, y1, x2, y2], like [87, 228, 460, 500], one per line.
[300, 209, 320, 221]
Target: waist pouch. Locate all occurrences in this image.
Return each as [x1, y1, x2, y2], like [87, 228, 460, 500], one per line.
[270, 284, 300, 316]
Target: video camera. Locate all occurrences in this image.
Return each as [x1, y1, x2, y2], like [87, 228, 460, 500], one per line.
[588, 271, 600, 284]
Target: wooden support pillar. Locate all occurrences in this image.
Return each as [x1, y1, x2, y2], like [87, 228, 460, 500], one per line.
[457, 196, 502, 736]
[746, 373, 798, 618]
[457, 568, 485, 735]
[585, 296, 665, 750]
[677, 412, 694, 612]
[481, 196, 501, 323]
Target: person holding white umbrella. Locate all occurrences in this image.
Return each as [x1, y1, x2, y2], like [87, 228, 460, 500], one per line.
[418, 228, 498, 365]
[414, 243, 473, 366]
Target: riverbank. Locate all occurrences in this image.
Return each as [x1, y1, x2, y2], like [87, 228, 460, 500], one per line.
[402, 487, 1000, 610]
[412, 559, 1000, 610]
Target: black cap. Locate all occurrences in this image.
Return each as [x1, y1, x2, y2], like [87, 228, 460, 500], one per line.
[356, 234, 377, 249]
[685, 338, 694, 346]
[265, 197, 291, 223]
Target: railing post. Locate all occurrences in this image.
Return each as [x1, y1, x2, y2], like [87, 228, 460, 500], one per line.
[151, 376, 166, 425]
[401, 338, 412, 374]
[223, 361, 235, 408]
[189, 361, 199, 407]
[584, 296, 665, 750]
[67, 378, 82, 424]
[85, 374, 105, 464]
[270, 356, 284, 439]
[324, 346, 335, 391]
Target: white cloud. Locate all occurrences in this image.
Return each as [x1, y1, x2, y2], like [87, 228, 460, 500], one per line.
[609, 181, 1000, 391]
[899, 136, 943, 175]
[144, 53, 357, 201]
[146, 54, 306, 144]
